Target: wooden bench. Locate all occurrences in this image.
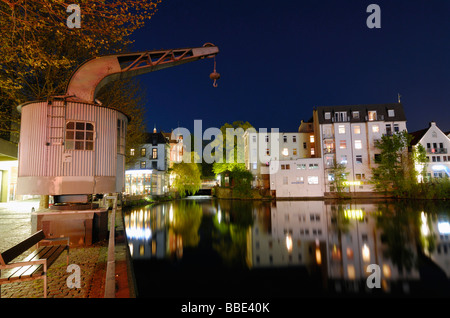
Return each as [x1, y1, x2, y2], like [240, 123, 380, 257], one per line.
[0, 230, 69, 298]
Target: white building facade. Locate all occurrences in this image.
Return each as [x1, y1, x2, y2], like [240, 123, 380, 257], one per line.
[125, 131, 170, 196]
[313, 103, 408, 193]
[410, 122, 450, 180]
[269, 158, 324, 198]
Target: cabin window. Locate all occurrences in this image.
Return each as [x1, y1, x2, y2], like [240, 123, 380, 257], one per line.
[65, 121, 94, 150]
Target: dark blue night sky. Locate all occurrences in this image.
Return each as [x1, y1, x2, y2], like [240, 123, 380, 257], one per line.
[130, 0, 450, 134]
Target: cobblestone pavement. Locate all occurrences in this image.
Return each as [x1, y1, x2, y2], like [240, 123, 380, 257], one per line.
[0, 199, 129, 298]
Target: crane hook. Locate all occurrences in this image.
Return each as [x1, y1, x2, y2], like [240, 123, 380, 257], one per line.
[209, 56, 220, 87]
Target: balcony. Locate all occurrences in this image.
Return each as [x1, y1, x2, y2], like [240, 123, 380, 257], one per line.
[427, 148, 447, 154]
[323, 147, 336, 154]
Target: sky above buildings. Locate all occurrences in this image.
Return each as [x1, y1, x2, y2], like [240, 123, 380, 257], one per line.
[130, 0, 450, 134]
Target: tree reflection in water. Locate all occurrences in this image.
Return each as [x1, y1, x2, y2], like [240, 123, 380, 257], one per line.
[170, 199, 203, 248]
[212, 200, 254, 267]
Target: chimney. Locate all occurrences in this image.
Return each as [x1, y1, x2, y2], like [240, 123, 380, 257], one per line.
[153, 124, 157, 133]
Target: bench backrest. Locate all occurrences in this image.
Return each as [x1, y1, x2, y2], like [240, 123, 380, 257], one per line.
[0, 230, 46, 265]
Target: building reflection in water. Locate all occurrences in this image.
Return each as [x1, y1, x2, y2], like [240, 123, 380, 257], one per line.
[124, 198, 450, 295]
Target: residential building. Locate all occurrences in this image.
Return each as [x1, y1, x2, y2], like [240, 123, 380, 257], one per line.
[163, 131, 184, 168]
[244, 131, 303, 188]
[125, 130, 170, 196]
[410, 121, 450, 180]
[269, 158, 324, 198]
[313, 103, 408, 193]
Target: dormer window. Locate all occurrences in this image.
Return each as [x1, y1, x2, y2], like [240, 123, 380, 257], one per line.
[388, 109, 395, 117]
[324, 112, 331, 120]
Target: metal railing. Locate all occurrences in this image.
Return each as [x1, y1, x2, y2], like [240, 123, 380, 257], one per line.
[427, 148, 448, 154]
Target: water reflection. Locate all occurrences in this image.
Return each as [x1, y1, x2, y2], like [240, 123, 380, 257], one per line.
[124, 198, 450, 296]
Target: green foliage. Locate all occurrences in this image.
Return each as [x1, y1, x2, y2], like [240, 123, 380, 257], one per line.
[371, 131, 412, 195]
[171, 152, 202, 197]
[327, 160, 349, 196]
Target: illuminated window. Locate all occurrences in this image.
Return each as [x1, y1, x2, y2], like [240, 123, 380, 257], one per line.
[372, 125, 380, 133]
[65, 121, 94, 150]
[152, 148, 158, 159]
[310, 148, 315, 156]
[338, 125, 345, 134]
[308, 176, 319, 184]
[324, 112, 331, 120]
[282, 148, 289, 156]
[310, 135, 315, 143]
[368, 111, 377, 121]
[355, 140, 362, 149]
[140, 161, 146, 169]
[340, 140, 347, 149]
[140, 148, 146, 157]
[341, 155, 347, 164]
[293, 148, 297, 156]
[352, 111, 360, 119]
[354, 125, 361, 134]
[130, 148, 135, 156]
[266, 148, 270, 156]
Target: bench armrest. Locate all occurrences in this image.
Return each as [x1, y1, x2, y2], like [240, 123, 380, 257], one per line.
[0, 259, 47, 270]
[39, 237, 70, 247]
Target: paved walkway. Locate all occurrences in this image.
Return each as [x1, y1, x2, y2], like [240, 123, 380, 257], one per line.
[0, 199, 131, 298]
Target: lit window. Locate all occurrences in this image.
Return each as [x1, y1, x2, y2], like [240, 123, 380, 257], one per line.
[282, 148, 289, 156]
[338, 125, 345, 134]
[152, 148, 158, 159]
[354, 125, 361, 134]
[340, 140, 347, 149]
[140, 161, 146, 169]
[324, 112, 331, 120]
[310, 148, 315, 156]
[130, 148, 135, 156]
[308, 176, 319, 184]
[368, 111, 377, 121]
[252, 163, 257, 170]
[65, 121, 94, 150]
[372, 125, 379, 133]
[293, 148, 297, 156]
[266, 148, 270, 156]
[388, 109, 395, 117]
[341, 155, 347, 164]
[352, 111, 360, 119]
[140, 148, 146, 157]
[355, 140, 362, 149]
[310, 135, 315, 143]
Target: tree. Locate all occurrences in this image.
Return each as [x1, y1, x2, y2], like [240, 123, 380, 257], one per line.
[0, 0, 161, 140]
[371, 131, 412, 195]
[171, 152, 202, 198]
[412, 143, 428, 183]
[211, 121, 254, 175]
[327, 160, 349, 196]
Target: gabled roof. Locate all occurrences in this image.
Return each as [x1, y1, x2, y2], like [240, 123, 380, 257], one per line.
[144, 132, 169, 145]
[409, 128, 428, 146]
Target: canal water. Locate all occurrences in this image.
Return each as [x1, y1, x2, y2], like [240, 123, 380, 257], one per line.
[124, 197, 450, 298]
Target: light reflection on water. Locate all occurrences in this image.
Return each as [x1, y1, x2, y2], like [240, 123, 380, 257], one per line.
[124, 197, 450, 296]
